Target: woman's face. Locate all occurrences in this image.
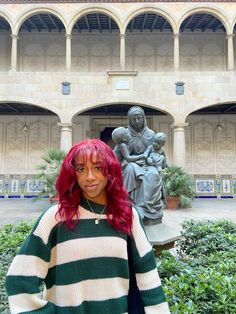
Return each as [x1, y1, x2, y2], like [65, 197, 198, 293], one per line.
[129, 114, 144, 132]
[75, 153, 108, 204]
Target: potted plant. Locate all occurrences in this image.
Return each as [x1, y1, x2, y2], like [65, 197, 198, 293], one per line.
[163, 164, 195, 209]
[35, 148, 66, 203]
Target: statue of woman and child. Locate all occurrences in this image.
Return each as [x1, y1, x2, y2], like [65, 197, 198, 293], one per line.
[112, 106, 167, 225]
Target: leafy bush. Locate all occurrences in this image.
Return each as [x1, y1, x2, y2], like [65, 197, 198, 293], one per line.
[0, 222, 33, 313]
[158, 219, 236, 314]
[177, 219, 236, 258]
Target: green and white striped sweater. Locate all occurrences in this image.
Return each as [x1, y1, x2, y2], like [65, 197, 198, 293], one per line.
[6, 199, 170, 314]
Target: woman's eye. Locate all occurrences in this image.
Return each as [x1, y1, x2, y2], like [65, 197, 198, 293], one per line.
[76, 167, 84, 173]
[95, 166, 102, 171]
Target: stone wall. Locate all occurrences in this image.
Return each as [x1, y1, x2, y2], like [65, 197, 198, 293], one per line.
[0, 32, 228, 72]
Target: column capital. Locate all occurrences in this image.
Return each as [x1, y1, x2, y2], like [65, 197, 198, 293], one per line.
[65, 34, 72, 39]
[173, 33, 180, 39]
[171, 122, 189, 129]
[58, 122, 73, 129]
[10, 34, 19, 40]
[120, 33, 126, 39]
[226, 33, 234, 39]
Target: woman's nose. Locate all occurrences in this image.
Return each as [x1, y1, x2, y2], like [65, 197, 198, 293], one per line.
[86, 169, 95, 180]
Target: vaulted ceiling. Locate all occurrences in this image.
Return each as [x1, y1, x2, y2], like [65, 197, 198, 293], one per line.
[0, 12, 226, 33]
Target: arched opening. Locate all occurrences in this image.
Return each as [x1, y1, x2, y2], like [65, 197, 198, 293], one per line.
[185, 103, 236, 176]
[18, 13, 66, 72]
[72, 103, 170, 153]
[180, 13, 226, 71]
[0, 102, 59, 176]
[233, 21, 236, 69]
[125, 12, 173, 71]
[0, 16, 11, 71]
[71, 13, 120, 72]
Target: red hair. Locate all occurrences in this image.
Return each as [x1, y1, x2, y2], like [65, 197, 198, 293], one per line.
[55, 139, 132, 234]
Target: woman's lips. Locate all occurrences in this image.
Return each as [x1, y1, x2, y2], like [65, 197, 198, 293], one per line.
[85, 184, 98, 191]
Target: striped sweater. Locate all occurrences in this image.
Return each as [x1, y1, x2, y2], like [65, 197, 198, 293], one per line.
[6, 199, 170, 314]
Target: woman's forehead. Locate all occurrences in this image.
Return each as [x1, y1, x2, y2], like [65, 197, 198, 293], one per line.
[76, 151, 101, 164]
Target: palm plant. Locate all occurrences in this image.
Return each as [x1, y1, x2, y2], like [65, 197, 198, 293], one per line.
[35, 148, 66, 199]
[163, 164, 195, 207]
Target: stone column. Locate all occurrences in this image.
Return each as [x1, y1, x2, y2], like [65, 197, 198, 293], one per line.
[58, 122, 73, 152]
[173, 33, 180, 71]
[171, 123, 188, 168]
[226, 34, 234, 71]
[65, 34, 72, 71]
[10, 34, 19, 71]
[120, 34, 126, 70]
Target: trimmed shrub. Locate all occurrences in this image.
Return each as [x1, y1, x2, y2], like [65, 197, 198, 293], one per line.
[0, 222, 33, 313]
[158, 219, 236, 314]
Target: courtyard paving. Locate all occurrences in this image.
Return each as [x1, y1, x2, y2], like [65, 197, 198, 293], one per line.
[0, 197, 235, 229]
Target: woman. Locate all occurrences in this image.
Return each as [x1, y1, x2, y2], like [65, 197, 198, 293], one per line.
[6, 139, 170, 313]
[122, 106, 165, 225]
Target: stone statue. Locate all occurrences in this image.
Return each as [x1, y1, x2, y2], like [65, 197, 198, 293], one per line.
[112, 106, 167, 225]
[145, 132, 167, 172]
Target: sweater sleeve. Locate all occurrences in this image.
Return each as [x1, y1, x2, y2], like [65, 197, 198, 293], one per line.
[5, 206, 58, 314]
[131, 208, 170, 314]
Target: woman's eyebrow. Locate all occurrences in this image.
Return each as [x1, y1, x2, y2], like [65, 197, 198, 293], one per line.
[92, 161, 102, 165]
[75, 163, 84, 167]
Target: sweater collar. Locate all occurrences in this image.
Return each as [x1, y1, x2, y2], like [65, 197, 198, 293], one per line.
[80, 195, 106, 214]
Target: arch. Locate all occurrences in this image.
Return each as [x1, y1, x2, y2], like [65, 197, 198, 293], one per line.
[13, 7, 67, 35]
[231, 16, 236, 34]
[70, 101, 173, 121]
[123, 7, 176, 34]
[178, 6, 229, 34]
[69, 7, 122, 34]
[0, 97, 61, 118]
[0, 11, 13, 33]
[185, 101, 236, 118]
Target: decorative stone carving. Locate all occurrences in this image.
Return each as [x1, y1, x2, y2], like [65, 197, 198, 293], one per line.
[216, 120, 235, 170]
[193, 119, 215, 173]
[6, 120, 25, 151]
[51, 122, 61, 149]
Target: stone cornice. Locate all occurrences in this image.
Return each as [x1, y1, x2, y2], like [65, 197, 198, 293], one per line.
[1, 0, 235, 4]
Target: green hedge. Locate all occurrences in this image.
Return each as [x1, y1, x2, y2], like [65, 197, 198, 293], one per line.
[1, 219, 236, 313]
[158, 219, 236, 313]
[0, 222, 33, 313]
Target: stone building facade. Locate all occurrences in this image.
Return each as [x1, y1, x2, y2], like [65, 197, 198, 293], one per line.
[0, 0, 236, 197]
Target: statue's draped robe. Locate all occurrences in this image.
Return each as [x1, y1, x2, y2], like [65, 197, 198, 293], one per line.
[122, 115, 164, 220]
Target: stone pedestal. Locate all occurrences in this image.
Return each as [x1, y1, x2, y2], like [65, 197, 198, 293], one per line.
[144, 223, 181, 256]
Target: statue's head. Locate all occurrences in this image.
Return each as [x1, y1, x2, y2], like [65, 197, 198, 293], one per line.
[112, 127, 130, 144]
[127, 106, 146, 132]
[153, 132, 167, 150]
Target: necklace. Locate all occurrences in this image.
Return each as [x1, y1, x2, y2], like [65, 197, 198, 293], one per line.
[86, 199, 106, 224]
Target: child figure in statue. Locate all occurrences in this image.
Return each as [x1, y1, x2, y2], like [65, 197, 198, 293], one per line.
[145, 132, 167, 173]
[112, 126, 146, 167]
